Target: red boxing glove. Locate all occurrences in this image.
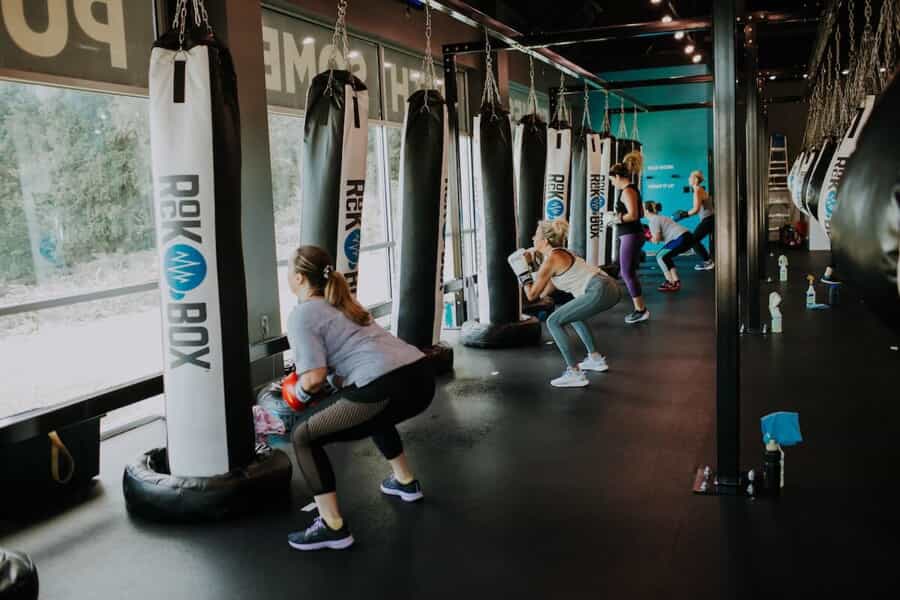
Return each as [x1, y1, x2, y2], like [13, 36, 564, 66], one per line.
[281, 372, 305, 411]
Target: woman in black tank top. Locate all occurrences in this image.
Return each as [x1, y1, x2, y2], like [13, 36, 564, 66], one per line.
[609, 152, 650, 324]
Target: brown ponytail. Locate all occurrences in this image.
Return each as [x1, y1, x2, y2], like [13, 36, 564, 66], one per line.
[292, 245, 372, 326]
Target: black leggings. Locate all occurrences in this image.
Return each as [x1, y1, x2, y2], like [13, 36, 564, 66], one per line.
[691, 216, 714, 261]
[291, 359, 435, 495]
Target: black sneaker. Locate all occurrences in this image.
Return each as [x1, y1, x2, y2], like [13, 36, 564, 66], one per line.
[380, 474, 424, 502]
[288, 516, 354, 551]
[624, 309, 650, 324]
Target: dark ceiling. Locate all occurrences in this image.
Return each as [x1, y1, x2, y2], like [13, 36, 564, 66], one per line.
[436, 0, 825, 75]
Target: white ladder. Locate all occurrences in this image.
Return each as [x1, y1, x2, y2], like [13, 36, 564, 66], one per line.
[768, 134, 789, 192]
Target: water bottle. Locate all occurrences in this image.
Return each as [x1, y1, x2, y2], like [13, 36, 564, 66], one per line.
[805, 275, 816, 308]
[763, 439, 781, 496]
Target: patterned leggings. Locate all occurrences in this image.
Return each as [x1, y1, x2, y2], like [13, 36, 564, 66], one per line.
[291, 359, 434, 495]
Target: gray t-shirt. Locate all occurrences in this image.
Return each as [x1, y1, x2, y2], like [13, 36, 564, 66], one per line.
[648, 214, 689, 244]
[287, 298, 424, 388]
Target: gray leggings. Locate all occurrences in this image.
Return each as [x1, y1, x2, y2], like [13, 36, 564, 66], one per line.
[546, 275, 622, 367]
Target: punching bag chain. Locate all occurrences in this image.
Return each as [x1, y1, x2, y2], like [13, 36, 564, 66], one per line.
[527, 55, 539, 117]
[582, 83, 592, 130]
[831, 12, 843, 136]
[325, 0, 352, 96]
[420, 0, 438, 92]
[602, 90, 611, 135]
[327, 0, 351, 70]
[481, 29, 502, 117]
[632, 105, 640, 142]
[172, 0, 211, 49]
[617, 96, 627, 139]
[553, 71, 570, 123]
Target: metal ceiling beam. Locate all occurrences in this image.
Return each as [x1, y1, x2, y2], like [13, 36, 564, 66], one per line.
[432, 0, 649, 111]
[607, 74, 713, 89]
[551, 75, 711, 95]
[514, 18, 712, 49]
[606, 101, 712, 113]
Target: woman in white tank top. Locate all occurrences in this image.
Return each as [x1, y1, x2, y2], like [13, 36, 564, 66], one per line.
[521, 219, 622, 388]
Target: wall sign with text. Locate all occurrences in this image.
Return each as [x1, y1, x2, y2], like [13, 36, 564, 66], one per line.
[262, 9, 382, 119]
[0, 0, 154, 88]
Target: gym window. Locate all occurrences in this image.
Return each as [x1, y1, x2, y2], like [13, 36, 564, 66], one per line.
[0, 80, 161, 424]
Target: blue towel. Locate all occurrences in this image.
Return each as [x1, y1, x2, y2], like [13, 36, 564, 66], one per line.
[761, 411, 803, 446]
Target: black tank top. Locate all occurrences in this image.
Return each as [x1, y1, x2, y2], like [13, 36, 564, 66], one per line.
[616, 184, 644, 236]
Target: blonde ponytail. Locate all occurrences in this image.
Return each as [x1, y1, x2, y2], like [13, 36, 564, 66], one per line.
[623, 151, 643, 175]
[539, 218, 569, 248]
[324, 271, 372, 326]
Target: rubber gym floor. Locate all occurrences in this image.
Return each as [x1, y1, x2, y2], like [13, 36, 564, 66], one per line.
[2, 251, 898, 599]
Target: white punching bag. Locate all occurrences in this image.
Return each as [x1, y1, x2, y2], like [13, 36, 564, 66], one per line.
[149, 8, 254, 477]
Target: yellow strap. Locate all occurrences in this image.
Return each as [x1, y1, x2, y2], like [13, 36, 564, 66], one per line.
[48, 431, 75, 484]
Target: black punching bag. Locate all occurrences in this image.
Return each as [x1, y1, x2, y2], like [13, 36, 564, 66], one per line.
[300, 70, 369, 293]
[124, 5, 292, 522]
[515, 114, 546, 248]
[391, 90, 453, 373]
[568, 127, 590, 258]
[832, 72, 900, 333]
[462, 103, 541, 348]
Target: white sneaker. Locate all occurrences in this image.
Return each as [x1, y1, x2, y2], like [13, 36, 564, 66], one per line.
[578, 355, 609, 372]
[550, 368, 589, 388]
[694, 260, 715, 271]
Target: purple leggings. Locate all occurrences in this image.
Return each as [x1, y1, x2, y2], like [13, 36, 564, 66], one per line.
[618, 232, 644, 298]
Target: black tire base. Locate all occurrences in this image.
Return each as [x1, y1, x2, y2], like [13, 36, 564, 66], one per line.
[0, 548, 38, 600]
[123, 446, 292, 523]
[460, 317, 542, 349]
[421, 342, 454, 376]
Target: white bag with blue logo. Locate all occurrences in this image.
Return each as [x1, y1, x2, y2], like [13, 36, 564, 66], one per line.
[584, 133, 607, 267]
[816, 95, 875, 238]
[544, 121, 572, 221]
[149, 22, 253, 477]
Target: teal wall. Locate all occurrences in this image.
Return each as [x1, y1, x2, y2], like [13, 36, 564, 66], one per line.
[588, 65, 713, 254]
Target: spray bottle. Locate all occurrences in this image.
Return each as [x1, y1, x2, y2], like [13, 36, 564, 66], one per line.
[778, 255, 789, 282]
[769, 292, 783, 333]
[805, 275, 816, 308]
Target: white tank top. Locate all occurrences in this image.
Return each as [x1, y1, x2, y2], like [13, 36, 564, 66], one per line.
[698, 188, 714, 220]
[550, 249, 600, 297]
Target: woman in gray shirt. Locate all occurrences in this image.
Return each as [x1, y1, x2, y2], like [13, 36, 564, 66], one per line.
[284, 246, 433, 552]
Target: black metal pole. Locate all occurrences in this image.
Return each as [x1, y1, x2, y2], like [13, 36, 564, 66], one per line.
[745, 45, 761, 331]
[759, 113, 769, 281]
[443, 52, 467, 326]
[713, 0, 741, 486]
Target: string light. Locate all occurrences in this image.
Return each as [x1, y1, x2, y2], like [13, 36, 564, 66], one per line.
[684, 44, 695, 54]
[674, 31, 685, 40]
[769, 75, 777, 80]
[651, 0, 663, 4]
[662, 15, 673, 23]
[692, 54, 703, 63]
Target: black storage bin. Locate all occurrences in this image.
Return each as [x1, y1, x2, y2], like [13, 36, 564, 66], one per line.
[0, 417, 101, 515]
